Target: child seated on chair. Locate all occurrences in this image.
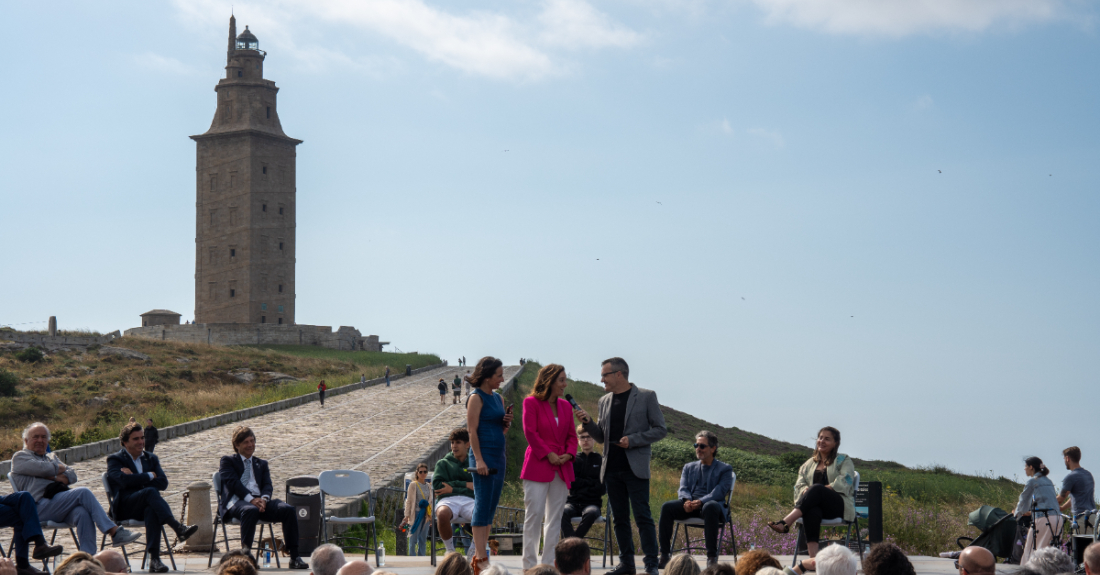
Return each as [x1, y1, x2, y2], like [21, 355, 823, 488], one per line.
[657, 430, 734, 569]
[433, 429, 475, 554]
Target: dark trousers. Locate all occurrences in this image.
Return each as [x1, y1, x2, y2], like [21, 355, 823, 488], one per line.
[319, 390, 325, 406]
[561, 503, 601, 539]
[605, 469, 659, 568]
[115, 487, 181, 555]
[658, 500, 726, 557]
[225, 499, 300, 557]
[0, 492, 44, 559]
[797, 484, 844, 542]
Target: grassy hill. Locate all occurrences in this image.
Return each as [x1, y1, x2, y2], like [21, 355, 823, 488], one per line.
[501, 362, 1022, 557]
[0, 338, 439, 458]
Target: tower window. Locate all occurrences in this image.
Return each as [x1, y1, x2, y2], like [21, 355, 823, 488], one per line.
[277, 318, 282, 325]
[266, 107, 271, 119]
[279, 207, 284, 215]
[279, 242, 284, 250]
[262, 204, 267, 212]
[261, 303, 267, 311]
[261, 316, 266, 323]
[238, 70, 243, 77]
[278, 305, 284, 313]
[230, 289, 235, 298]
[262, 166, 267, 174]
[278, 284, 283, 293]
[230, 248, 235, 257]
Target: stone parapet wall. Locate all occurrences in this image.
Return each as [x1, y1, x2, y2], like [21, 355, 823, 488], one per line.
[123, 322, 382, 351]
[0, 330, 122, 351]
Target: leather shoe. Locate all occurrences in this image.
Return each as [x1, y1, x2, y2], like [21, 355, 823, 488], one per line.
[17, 566, 48, 575]
[147, 557, 169, 573]
[175, 523, 199, 542]
[658, 555, 671, 569]
[607, 564, 637, 575]
[644, 565, 660, 575]
[289, 557, 309, 570]
[31, 544, 63, 560]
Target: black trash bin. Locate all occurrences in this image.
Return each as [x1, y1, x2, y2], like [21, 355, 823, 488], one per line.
[405, 364, 412, 376]
[286, 475, 322, 556]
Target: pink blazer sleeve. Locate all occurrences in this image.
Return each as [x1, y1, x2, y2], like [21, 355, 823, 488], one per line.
[522, 396, 551, 461]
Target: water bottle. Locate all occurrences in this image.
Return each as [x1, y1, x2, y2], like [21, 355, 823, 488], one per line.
[264, 549, 271, 568]
[377, 545, 386, 566]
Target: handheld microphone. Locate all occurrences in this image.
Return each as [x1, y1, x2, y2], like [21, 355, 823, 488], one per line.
[464, 468, 499, 475]
[565, 394, 588, 422]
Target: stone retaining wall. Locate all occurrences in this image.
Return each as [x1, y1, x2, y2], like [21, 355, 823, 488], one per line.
[0, 330, 122, 351]
[0, 362, 446, 478]
[123, 323, 384, 351]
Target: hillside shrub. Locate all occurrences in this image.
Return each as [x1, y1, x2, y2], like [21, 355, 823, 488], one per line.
[51, 429, 75, 450]
[0, 370, 18, 397]
[15, 347, 44, 363]
[779, 451, 807, 471]
[78, 427, 110, 444]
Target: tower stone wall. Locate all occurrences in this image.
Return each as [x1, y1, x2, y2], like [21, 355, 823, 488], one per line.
[192, 16, 301, 325]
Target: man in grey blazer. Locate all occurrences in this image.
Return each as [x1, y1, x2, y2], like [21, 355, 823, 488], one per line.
[575, 357, 666, 575]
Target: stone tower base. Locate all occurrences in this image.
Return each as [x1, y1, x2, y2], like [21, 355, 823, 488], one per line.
[124, 323, 384, 351]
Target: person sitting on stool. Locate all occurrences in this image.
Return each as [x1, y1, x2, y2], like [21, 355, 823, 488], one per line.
[218, 426, 309, 569]
[658, 430, 733, 569]
[561, 425, 603, 540]
[106, 422, 198, 573]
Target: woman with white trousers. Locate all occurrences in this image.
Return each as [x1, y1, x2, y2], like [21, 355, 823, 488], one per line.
[521, 363, 578, 569]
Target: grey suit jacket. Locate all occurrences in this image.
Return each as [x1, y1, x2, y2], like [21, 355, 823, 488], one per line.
[582, 383, 667, 481]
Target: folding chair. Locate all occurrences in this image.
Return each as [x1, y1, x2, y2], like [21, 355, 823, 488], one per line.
[791, 471, 863, 567]
[99, 472, 178, 571]
[207, 471, 282, 567]
[671, 471, 738, 562]
[319, 470, 379, 567]
[5, 473, 80, 570]
[563, 501, 614, 568]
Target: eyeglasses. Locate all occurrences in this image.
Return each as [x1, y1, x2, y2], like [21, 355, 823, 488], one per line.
[693, 443, 712, 449]
[601, 370, 620, 378]
[418, 470, 428, 474]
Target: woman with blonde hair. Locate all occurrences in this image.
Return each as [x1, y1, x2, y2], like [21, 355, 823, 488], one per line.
[766, 427, 857, 559]
[434, 552, 473, 575]
[520, 364, 578, 569]
[735, 549, 781, 575]
[665, 554, 702, 575]
[403, 462, 434, 556]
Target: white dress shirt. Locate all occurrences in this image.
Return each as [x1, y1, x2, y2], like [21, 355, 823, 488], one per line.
[131, 454, 155, 479]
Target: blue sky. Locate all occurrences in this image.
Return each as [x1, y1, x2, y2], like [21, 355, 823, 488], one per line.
[2, 0, 1098, 484]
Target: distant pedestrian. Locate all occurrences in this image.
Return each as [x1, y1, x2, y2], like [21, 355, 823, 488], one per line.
[438, 379, 448, 405]
[452, 375, 462, 405]
[144, 419, 159, 453]
[462, 356, 466, 367]
[385, 366, 391, 387]
[318, 380, 326, 407]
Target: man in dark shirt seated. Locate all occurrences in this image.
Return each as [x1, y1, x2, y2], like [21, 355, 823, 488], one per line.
[657, 431, 733, 569]
[561, 424, 604, 539]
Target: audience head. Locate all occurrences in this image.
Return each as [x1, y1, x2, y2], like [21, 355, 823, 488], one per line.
[56, 553, 105, 575]
[815, 544, 857, 575]
[531, 364, 566, 402]
[700, 563, 736, 575]
[1063, 446, 1082, 468]
[1084, 541, 1100, 575]
[483, 567, 514, 575]
[434, 552, 472, 575]
[336, 560, 374, 575]
[957, 546, 995, 575]
[862, 543, 914, 575]
[415, 462, 429, 481]
[22, 422, 50, 454]
[734, 549, 780, 575]
[666, 554, 702, 575]
[232, 425, 257, 456]
[310, 544, 347, 575]
[600, 357, 630, 390]
[523, 566, 558, 575]
[1024, 547, 1074, 575]
[449, 428, 470, 457]
[119, 422, 144, 455]
[216, 558, 258, 575]
[812, 427, 841, 466]
[755, 569, 784, 575]
[468, 357, 504, 389]
[146, 418, 154, 426]
[695, 430, 719, 461]
[93, 550, 128, 574]
[554, 537, 591, 575]
[218, 549, 258, 567]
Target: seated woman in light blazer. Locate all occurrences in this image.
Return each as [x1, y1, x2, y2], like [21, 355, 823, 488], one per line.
[521, 363, 578, 570]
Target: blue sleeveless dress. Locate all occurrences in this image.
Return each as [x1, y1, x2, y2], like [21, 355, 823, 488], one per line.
[469, 387, 506, 526]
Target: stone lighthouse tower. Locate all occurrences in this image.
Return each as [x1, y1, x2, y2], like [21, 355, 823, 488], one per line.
[192, 16, 301, 325]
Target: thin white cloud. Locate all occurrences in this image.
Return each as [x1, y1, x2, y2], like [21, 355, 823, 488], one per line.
[721, 118, 733, 134]
[914, 94, 934, 110]
[132, 52, 198, 76]
[539, 0, 643, 49]
[747, 127, 784, 148]
[748, 0, 1067, 36]
[172, 0, 641, 81]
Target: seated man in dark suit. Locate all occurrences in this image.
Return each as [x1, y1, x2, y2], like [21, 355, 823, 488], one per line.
[218, 426, 308, 569]
[657, 431, 733, 569]
[106, 422, 198, 573]
[0, 491, 63, 575]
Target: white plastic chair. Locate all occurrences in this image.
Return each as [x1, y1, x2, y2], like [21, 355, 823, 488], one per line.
[671, 470, 738, 561]
[791, 471, 863, 567]
[206, 471, 282, 568]
[319, 470, 379, 566]
[5, 472, 80, 570]
[99, 472, 178, 571]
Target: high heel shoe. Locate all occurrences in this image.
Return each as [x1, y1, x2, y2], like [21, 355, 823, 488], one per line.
[767, 520, 790, 534]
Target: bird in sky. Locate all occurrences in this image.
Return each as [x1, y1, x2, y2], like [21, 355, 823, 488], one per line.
[938, 170, 942, 173]
[656, 201, 662, 205]
[741, 297, 745, 300]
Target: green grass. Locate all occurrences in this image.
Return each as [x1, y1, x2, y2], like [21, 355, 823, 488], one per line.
[498, 361, 1032, 557]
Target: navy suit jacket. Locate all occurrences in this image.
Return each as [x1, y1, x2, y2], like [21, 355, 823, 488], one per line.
[218, 454, 274, 518]
[106, 449, 169, 518]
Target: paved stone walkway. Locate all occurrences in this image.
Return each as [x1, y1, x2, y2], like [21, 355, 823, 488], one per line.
[0, 365, 518, 560]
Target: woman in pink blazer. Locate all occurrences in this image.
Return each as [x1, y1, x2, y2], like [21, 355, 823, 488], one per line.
[521, 363, 579, 569]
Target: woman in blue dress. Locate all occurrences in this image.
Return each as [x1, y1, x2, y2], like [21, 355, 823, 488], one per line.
[466, 356, 513, 574]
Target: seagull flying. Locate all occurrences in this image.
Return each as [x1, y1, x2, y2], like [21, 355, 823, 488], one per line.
[938, 170, 942, 173]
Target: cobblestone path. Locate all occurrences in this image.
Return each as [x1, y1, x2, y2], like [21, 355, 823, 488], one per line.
[1, 365, 519, 556]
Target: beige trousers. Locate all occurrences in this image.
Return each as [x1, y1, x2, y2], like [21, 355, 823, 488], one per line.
[1021, 514, 1064, 565]
[523, 475, 569, 570]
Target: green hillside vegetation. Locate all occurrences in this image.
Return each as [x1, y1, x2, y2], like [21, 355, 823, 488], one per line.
[501, 362, 1022, 556]
[0, 337, 439, 459]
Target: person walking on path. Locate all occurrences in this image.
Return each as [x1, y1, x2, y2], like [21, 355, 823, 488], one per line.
[438, 379, 448, 405]
[385, 366, 391, 387]
[573, 357, 666, 575]
[452, 375, 463, 405]
[520, 364, 578, 569]
[402, 463, 434, 556]
[317, 381, 326, 407]
[144, 419, 159, 453]
[466, 357, 514, 575]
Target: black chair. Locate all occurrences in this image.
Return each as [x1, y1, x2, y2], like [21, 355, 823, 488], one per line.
[99, 472, 178, 571]
[670, 473, 738, 562]
[207, 471, 282, 568]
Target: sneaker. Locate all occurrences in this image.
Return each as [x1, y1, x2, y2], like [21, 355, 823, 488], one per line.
[607, 563, 637, 575]
[111, 527, 142, 547]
